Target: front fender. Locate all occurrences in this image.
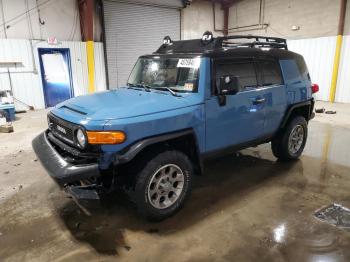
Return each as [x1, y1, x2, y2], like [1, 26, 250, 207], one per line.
[100, 104, 206, 154]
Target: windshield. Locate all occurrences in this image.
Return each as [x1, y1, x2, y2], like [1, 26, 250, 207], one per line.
[127, 56, 200, 93]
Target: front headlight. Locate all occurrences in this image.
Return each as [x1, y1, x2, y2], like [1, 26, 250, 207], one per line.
[76, 128, 87, 148]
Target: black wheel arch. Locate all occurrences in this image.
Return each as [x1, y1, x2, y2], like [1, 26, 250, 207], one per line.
[280, 99, 315, 129]
[115, 129, 203, 175]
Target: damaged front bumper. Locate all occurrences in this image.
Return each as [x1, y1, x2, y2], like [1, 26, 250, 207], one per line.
[32, 131, 103, 200]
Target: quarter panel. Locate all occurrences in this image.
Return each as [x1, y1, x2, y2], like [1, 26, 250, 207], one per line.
[263, 85, 287, 135]
[279, 59, 312, 105]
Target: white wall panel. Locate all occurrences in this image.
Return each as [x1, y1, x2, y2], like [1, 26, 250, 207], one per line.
[0, 39, 41, 110]
[94, 43, 107, 92]
[0, 39, 107, 109]
[336, 35, 350, 103]
[0, 39, 33, 73]
[288, 36, 336, 101]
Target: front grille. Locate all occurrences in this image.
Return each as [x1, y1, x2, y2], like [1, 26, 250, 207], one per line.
[48, 113, 76, 145]
[47, 131, 100, 165]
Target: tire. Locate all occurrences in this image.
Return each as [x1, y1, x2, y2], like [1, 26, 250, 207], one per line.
[133, 150, 193, 221]
[271, 116, 308, 161]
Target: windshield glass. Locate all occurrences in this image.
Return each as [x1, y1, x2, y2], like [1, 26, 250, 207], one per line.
[127, 56, 200, 93]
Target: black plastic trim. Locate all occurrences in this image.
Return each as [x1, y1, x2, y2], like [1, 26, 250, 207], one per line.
[47, 131, 99, 159]
[280, 99, 314, 128]
[32, 132, 100, 186]
[65, 185, 101, 200]
[115, 129, 196, 164]
[202, 133, 273, 160]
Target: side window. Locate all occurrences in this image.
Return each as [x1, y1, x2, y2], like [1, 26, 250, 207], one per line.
[260, 60, 283, 86]
[280, 56, 310, 84]
[295, 56, 310, 81]
[215, 60, 257, 93]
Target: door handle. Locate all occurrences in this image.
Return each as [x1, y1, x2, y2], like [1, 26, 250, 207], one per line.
[253, 98, 266, 105]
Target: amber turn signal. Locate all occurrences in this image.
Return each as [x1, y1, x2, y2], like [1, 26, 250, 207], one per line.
[86, 131, 126, 144]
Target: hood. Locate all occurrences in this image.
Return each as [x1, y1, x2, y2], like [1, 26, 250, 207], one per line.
[54, 88, 201, 121]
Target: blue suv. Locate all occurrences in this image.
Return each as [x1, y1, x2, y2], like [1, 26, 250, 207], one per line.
[33, 32, 317, 220]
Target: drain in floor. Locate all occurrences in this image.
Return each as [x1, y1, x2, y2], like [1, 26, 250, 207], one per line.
[314, 203, 350, 229]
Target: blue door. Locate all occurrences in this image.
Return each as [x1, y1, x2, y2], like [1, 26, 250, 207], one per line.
[256, 59, 287, 136]
[205, 58, 266, 153]
[39, 48, 73, 107]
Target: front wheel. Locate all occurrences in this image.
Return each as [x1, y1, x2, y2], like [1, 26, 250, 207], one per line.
[271, 116, 308, 161]
[133, 150, 193, 221]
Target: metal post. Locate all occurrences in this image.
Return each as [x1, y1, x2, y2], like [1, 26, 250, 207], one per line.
[223, 6, 229, 36]
[329, 0, 347, 102]
[78, 0, 95, 93]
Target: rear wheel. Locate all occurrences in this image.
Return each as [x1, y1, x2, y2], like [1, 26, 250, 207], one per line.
[133, 150, 193, 221]
[271, 116, 308, 161]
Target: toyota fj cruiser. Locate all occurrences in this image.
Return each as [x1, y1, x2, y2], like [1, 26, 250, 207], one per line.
[33, 32, 318, 220]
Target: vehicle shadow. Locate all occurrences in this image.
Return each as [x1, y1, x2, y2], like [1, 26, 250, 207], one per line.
[55, 150, 302, 255]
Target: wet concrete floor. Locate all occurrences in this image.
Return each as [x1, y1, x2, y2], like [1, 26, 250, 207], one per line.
[1, 109, 350, 261]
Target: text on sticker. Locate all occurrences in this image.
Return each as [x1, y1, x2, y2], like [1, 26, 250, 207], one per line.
[177, 58, 200, 68]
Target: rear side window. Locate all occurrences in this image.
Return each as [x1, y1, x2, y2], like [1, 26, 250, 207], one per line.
[280, 56, 310, 84]
[259, 60, 283, 86]
[215, 60, 257, 92]
[295, 56, 310, 81]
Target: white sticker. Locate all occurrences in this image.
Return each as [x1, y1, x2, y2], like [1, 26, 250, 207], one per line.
[177, 58, 200, 68]
[183, 83, 194, 91]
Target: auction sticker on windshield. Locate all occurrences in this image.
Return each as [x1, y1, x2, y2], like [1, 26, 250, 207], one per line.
[184, 83, 194, 91]
[177, 58, 200, 68]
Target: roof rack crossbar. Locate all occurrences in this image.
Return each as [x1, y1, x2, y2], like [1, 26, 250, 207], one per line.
[220, 35, 286, 43]
[217, 35, 288, 50]
[222, 41, 288, 50]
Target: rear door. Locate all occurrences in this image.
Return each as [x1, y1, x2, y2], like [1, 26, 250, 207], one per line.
[205, 58, 266, 153]
[256, 58, 287, 136]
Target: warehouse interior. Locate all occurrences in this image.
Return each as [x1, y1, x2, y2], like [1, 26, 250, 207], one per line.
[1, 0, 350, 261]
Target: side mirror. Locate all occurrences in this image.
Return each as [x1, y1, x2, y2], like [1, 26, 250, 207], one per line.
[219, 75, 239, 95]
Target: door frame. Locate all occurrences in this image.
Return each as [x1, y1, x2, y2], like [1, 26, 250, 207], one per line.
[38, 48, 74, 108]
[205, 56, 266, 153]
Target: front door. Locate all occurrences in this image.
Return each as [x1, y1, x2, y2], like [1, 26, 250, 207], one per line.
[205, 58, 266, 153]
[39, 48, 73, 107]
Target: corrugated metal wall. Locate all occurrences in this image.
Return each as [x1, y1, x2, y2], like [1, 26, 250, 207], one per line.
[1, 37, 349, 106]
[0, 39, 107, 109]
[288, 37, 336, 102]
[336, 35, 350, 103]
[94, 43, 107, 92]
[288, 36, 350, 103]
[103, 0, 180, 87]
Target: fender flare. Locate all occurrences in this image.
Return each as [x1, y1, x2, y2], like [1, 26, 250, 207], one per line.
[280, 99, 314, 129]
[114, 129, 202, 167]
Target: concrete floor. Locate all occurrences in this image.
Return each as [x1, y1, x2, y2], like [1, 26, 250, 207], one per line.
[1, 101, 350, 261]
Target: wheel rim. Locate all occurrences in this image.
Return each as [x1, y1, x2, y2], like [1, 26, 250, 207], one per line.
[288, 124, 304, 154]
[147, 164, 185, 209]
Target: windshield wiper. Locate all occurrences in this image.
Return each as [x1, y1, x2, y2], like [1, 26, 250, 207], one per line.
[152, 87, 182, 97]
[126, 83, 140, 90]
[127, 83, 151, 92]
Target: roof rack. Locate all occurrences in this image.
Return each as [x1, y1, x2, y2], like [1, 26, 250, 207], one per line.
[217, 35, 288, 50]
[155, 31, 288, 54]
